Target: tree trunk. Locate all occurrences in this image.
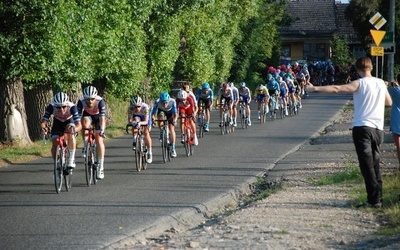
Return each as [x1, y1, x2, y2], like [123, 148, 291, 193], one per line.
[24, 81, 53, 141]
[0, 77, 32, 145]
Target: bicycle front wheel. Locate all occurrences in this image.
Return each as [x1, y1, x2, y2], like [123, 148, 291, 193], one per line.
[84, 145, 93, 186]
[184, 128, 190, 157]
[161, 129, 168, 163]
[54, 145, 63, 193]
[64, 148, 72, 191]
[135, 136, 142, 172]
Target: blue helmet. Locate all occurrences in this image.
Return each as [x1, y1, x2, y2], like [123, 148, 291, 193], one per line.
[159, 92, 170, 102]
[202, 82, 210, 89]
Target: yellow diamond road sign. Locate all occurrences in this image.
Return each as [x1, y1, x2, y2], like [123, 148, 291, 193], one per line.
[371, 46, 384, 57]
[370, 29, 386, 47]
[369, 12, 387, 30]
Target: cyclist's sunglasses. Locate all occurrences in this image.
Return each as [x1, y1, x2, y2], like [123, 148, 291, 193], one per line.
[56, 105, 67, 109]
[85, 98, 96, 101]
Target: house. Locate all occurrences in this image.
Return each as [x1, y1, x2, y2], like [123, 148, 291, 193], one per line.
[279, 0, 364, 64]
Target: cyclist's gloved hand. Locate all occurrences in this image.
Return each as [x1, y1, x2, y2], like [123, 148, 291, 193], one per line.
[132, 121, 140, 129]
[99, 129, 106, 137]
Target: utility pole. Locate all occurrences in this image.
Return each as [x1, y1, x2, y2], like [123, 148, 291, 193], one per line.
[387, 0, 395, 81]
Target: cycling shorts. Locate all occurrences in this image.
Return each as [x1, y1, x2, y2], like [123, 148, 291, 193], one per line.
[268, 89, 279, 97]
[256, 94, 267, 103]
[288, 86, 295, 93]
[220, 96, 232, 106]
[132, 113, 152, 127]
[178, 106, 194, 117]
[198, 98, 212, 109]
[280, 88, 287, 98]
[51, 118, 76, 138]
[239, 95, 250, 105]
[157, 109, 174, 122]
[82, 112, 103, 131]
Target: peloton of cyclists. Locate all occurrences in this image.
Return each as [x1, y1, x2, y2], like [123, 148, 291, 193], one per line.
[217, 83, 234, 127]
[41, 92, 82, 174]
[176, 90, 198, 146]
[254, 83, 269, 120]
[77, 86, 107, 180]
[152, 92, 178, 158]
[128, 96, 153, 164]
[196, 82, 214, 132]
[238, 82, 252, 126]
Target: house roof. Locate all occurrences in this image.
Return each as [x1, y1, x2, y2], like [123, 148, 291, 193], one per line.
[279, 0, 360, 44]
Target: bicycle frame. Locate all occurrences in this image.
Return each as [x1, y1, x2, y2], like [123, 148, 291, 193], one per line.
[197, 102, 206, 138]
[181, 116, 194, 156]
[83, 127, 97, 186]
[239, 101, 248, 129]
[154, 118, 171, 163]
[220, 103, 232, 135]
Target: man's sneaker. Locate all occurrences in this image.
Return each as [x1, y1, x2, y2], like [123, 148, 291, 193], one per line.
[132, 141, 136, 151]
[233, 120, 237, 127]
[194, 136, 198, 146]
[97, 168, 104, 180]
[248, 119, 252, 126]
[147, 153, 153, 164]
[181, 134, 185, 144]
[285, 109, 288, 116]
[171, 149, 177, 158]
[67, 160, 76, 169]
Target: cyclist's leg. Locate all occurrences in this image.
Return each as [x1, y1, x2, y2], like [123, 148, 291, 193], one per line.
[219, 97, 225, 126]
[204, 99, 211, 131]
[144, 125, 153, 163]
[50, 120, 64, 160]
[131, 116, 140, 149]
[168, 119, 177, 157]
[179, 110, 185, 143]
[92, 115, 105, 179]
[65, 122, 77, 169]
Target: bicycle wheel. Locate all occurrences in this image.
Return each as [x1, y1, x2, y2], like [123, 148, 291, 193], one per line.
[224, 114, 230, 134]
[198, 114, 204, 138]
[135, 136, 142, 172]
[240, 109, 245, 129]
[84, 144, 93, 186]
[54, 145, 63, 194]
[161, 129, 168, 163]
[92, 143, 98, 185]
[142, 145, 148, 170]
[64, 148, 72, 191]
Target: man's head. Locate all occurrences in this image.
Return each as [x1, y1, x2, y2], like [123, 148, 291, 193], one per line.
[355, 57, 373, 72]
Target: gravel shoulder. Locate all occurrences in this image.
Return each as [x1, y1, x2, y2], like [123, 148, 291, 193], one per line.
[115, 107, 400, 250]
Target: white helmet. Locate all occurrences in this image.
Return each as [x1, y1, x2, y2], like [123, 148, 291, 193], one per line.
[177, 90, 188, 100]
[83, 86, 98, 99]
[130, 96, 143, 106]
[54, 92, 69, 105]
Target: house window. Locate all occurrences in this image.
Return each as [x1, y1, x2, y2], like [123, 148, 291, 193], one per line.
[282, 46, 290, 57]
[303, 43, 325, 61]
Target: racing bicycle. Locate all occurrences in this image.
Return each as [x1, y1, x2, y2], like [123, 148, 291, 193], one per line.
[126, 123, 148, 172]
[83, 127, 98, 186]
[54, 127, 76, 193]
[181, 115, 195, 156]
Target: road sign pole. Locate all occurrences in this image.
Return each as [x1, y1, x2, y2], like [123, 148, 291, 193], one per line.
[387, 0, 395, 82]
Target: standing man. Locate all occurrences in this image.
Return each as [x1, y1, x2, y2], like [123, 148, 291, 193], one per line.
[77, 86, 107, 180]
[306, 57, 392, 208]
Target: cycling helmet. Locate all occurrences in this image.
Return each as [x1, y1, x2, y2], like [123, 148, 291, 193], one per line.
[54, 92, 69, 105]
[222, 83, 228, 90]
[159, 92, 170, 102]
[83, 86, 98, 99]
[130, 96, 143, 107]
[177, 90, 188, 100]
[239, 82, 246, 88]
[202, 82, 210, 89]
[267, 74, 272, 80]
[257, 84, 263, 90]
[228, 82, 234, 87]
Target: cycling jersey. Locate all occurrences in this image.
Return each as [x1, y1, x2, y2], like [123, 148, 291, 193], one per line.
[176, 95, 196, 117]
[42, 101, 81, 136]
[152, 98, 177, 120]
[128, 103, 151, 126]
[77, 96, 106, 117]
[254, 86, 268, 95]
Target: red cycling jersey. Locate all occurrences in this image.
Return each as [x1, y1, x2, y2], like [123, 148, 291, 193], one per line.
[176, 95, 195, 117]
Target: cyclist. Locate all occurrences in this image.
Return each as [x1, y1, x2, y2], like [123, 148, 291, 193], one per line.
[196, 82, 213, 132]
[286, 78, 297, 112]
[217, 83, 234, 127]
[254, 83, 269, 120]
[77, 86, 107, 180]
[176, 90, 198, 146]
[238, 82, 252, 126]
[229, 82, 239, 127]
[278, 76, 289, 116]
[182, 81, 198, 107]
[152, 92, 178, 158]
[40, 92, 82, 174]
[266, 73, 280, 111]
[128, 96, 153, 163]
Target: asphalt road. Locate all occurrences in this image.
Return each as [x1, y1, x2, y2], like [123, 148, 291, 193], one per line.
[0, 92, 351, 249]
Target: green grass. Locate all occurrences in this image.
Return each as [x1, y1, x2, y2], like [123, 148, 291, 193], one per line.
[311, 158, 400, 237]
